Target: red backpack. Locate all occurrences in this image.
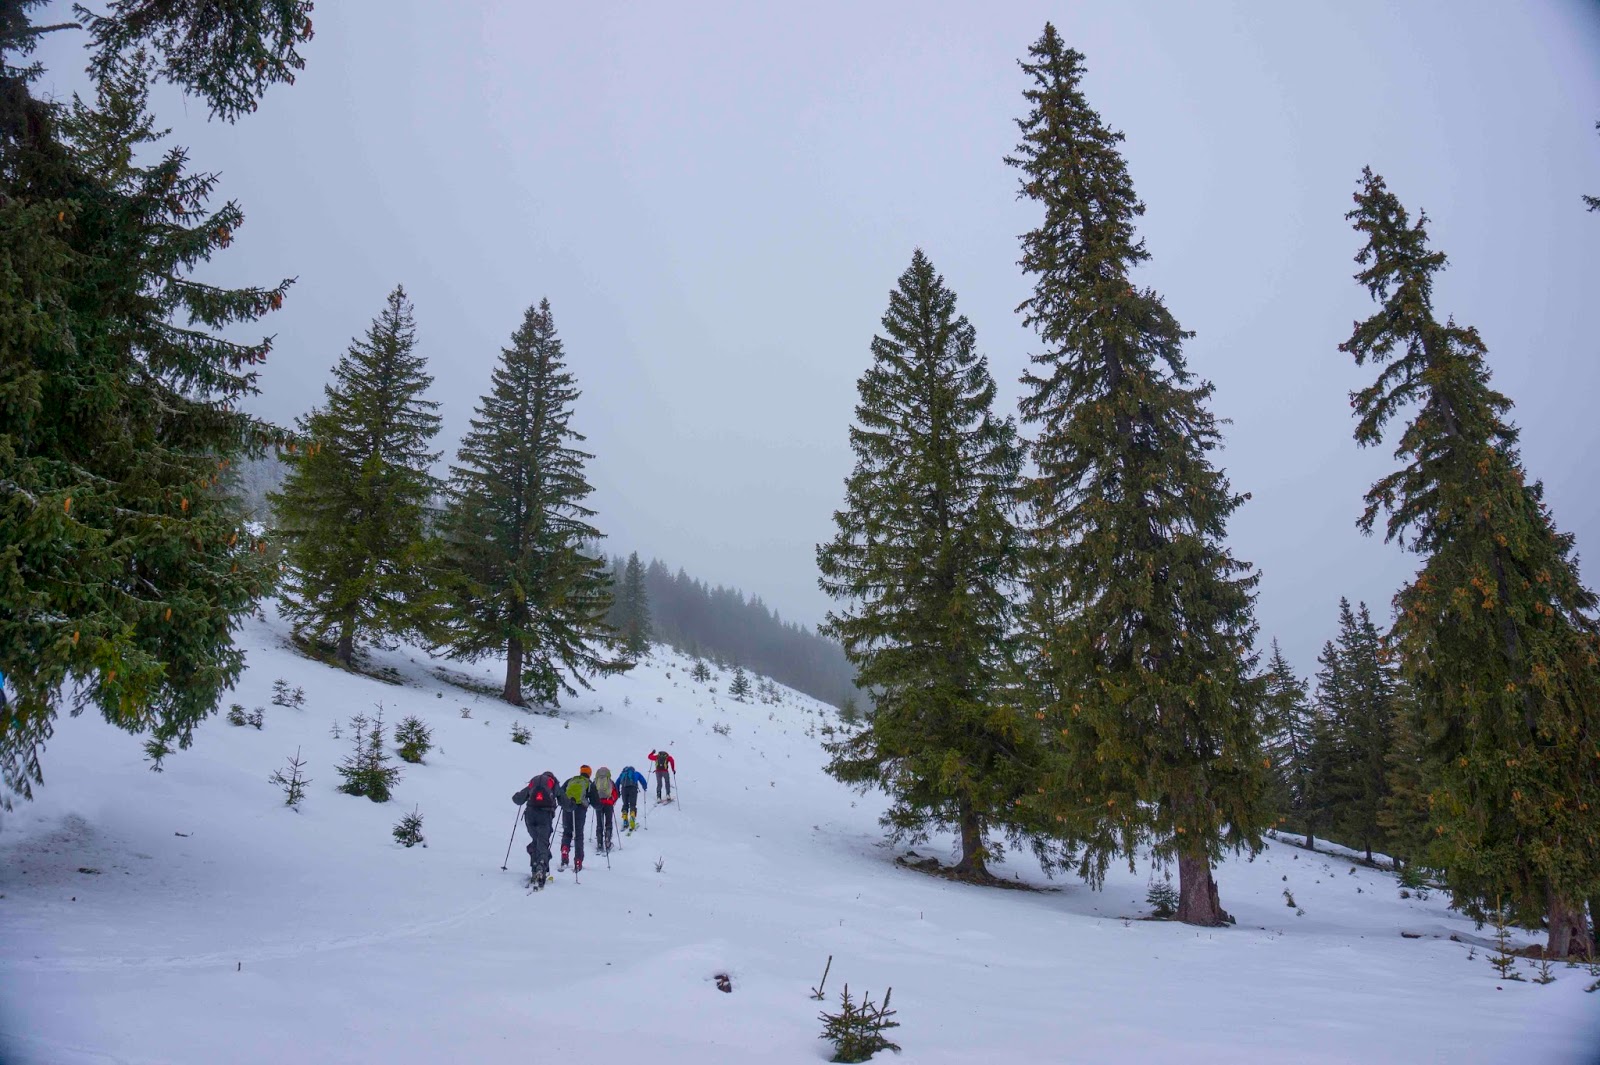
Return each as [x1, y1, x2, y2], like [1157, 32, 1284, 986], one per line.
[526, 774, 558, 809]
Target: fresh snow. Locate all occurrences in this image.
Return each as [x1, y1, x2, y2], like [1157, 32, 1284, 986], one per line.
[2, 606, 1596, 1064]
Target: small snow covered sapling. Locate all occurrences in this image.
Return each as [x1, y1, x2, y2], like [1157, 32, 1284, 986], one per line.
[1533, 957, 1556, 985]
[394, 714, 433, 763]
[392, 806, 425, 848]
[510, 722, 531, 745]
[712, 721, 731, 737]
[1146, 877, 1178, 919]
[1489, 903, 1525, 981]
[818, 984, 900, 1064]
[271, 680, 306, 709]
[1283, 888, 1297, 909]
[336, 706, 401, 802]
[247, 707, 265, 730]
[227, 703, 248, 726]
[269, 747, 311, 809]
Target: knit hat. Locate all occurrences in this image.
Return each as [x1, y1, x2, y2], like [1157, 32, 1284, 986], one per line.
[580, 764, 592, 777]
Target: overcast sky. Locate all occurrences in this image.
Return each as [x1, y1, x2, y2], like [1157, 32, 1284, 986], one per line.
[40, 0, 1600, 678]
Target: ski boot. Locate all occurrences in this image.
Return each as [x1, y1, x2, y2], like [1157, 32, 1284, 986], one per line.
[574, 857, 583, 873]
[559, 846, 570, 871]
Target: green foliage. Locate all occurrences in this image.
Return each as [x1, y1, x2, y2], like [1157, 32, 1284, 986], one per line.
[1260, 640, 1317, 841]
[393, 714, 432, 764]
[268, 746, 310, 809]
[1341, 169, 1600, 950]
[270, 679, 305, 709]
[335, 708, 400, 803]
[1146, 877, 1178, 919]
[728, 666, 752, 701]
[1309, 600, 1397, 861]
[1, 3, 299, 805]
[1006, 26, 1269, 908]
[614, 552, 652, 660]
[392, 806, 425, 848]
[429, 300, 625, 707]
[509, 722, 531, 745]
[226, 704, 247, 727]
[691, 660, 711, 684]
[817, 985, 900, 1064]
[272, 286, 441, 667]
[1489, 904, 1526, 981]
[818, 249, 1047, 879]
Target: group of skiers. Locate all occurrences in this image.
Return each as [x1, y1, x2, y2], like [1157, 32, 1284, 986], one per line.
[511, 749, 677, 888]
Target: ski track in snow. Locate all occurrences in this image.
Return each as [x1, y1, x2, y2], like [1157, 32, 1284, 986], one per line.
[1, 603, 1597, 1064]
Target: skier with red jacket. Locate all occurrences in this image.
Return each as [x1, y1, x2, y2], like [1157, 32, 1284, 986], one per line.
[648, 748, 675, 801]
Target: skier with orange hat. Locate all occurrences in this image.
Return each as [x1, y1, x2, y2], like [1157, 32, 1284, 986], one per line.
[558, 765, 596, 873]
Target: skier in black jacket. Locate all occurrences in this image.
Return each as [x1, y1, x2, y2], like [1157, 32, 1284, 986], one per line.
[513, 770, 560, 888]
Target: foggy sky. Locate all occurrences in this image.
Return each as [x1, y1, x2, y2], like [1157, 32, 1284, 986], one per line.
[38, 0, 1600, 680]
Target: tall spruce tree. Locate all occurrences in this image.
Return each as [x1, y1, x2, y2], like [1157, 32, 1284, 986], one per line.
[1261, 640, 1317, 848]
[818, 249, 1049, 880]
[616, 552, 652, 660]
[1008, 26, 1269, 924]
[432, 300, 624, 707]
[272, 286, 439, 666]
[1342, 168, 1600, 958]
[0, 3, 309, 803]
[1378, 681, 1431, 873]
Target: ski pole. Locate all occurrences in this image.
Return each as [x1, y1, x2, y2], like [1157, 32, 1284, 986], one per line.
[500, 806, 521, 870]
[673, 770, 682, 810]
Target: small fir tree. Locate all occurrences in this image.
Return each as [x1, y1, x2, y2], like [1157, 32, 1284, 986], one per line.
[227, 705, 248, 727]
[1341, 169, 1600, 958]
[692, 660, 711, 684]
[271, 680, 305, 709]
[268, 747, 311, 809]
[392, 806, 425, 848]
[394, 715, 432, 764]
[336, 706, 400, 802]
[1007, 26, 1269, 923]
[430, 300, 626, 706]
[817, 985, 901, 1064]
[272, 286, 441, 666]
[1146, 877, 1179, 919]
[510, 722, 531, 745]
[818, 250, 1050, 880]
[729, 666, 752, 701]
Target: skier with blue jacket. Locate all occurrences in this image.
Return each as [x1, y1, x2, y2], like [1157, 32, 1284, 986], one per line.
[617, 764, 648, 832]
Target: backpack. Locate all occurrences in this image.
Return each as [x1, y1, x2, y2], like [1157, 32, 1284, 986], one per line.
[526, 774, 557, 809]
[593, 767, 616, 803]
[620, 765, 642, 789]
[654, 751, 671, 771]
[565, 775, 590, 806]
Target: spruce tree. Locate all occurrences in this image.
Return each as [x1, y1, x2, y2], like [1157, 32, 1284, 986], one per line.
[0, 4, 309, 803]
[432, 300, 625, 706]
[1261, 640, 1317, 847]
[1008, 26, 1269, 923]
[729, 665, 752, 701]
[1341, 168, 1600, 958]
[1378, 682, 1431, 873]
[617, 552, 652, 659]
[272, 286, 439, 666]
[1313, 599, 1396, 862]
[818, 249, 1049, 880]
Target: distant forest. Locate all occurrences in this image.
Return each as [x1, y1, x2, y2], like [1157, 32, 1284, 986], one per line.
[606, 556, 859, 710]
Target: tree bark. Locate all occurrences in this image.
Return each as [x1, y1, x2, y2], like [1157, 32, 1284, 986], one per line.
[503, 634, 524, 706]
[335, 625, 354, 667]
[1546, 885, 1596, 960]
[951, 801, 988, 880]
[1304, 829, 1315, 851]
[1176, 850, 1231, 927]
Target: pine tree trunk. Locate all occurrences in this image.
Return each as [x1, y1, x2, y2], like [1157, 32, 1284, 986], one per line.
[503, 634, 524, 706]
[951, 801, 988, 880]
[335, 624, 354, 667]
[1304, 828, 1315, 851]
[1545, 885, 1596, 960]
[1176, 850, 1231, 927]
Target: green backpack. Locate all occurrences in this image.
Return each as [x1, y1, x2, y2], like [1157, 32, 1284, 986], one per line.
[565, 776, 590, 805]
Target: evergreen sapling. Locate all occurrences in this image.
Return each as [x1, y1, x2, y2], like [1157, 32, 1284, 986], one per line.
[268, 747, 311, 809]
[392, 806, 425, 848]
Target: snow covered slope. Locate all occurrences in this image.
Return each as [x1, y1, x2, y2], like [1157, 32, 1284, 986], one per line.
[2, 606, 1596, 1064]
